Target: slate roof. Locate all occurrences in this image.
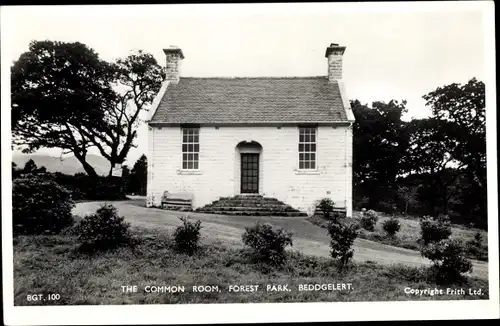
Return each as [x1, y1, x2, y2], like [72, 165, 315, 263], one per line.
[150, 77, 347, 124]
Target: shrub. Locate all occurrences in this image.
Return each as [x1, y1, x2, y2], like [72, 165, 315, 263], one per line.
[382, 217, 401, 237]
[242, 223, 293, 266]
[419, 214, 452, 245]
[76, 204, 132, 252]
[173, 216, 202, 255]
[327, 221, 359, 270]
[376, 200, 398, 214]
[50, 173, 128, 201]
[317, 198, 335, 219]
[13, 177, 75, 235]
[421, 238, 473, 283]
[359, 209, 378, 231]
[466, 232, 488, 261]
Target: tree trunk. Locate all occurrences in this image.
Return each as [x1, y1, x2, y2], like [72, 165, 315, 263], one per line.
[75, 156, 99, 179]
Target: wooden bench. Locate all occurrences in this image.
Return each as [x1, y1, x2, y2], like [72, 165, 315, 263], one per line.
[161, 192, 193, 211]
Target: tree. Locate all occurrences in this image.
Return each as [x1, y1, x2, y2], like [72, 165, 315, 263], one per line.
[419, 78, 486, 221]
[402, 118, 464, 215]
[351, 99, 410, 208]
[128, 154, 147, 195]
[11, 40, 116, 178]
[423, 78, 486, 192]
[12, 41, 165, 178]
[79, 52, 164, 176]
[22, 159, 47, 175]
[397, 184, 419, 214]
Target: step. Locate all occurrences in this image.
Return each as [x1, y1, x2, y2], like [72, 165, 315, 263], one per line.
[198, 206, 299, 212]
[200, 210, 307, 217]
[208, 203, 292, 209]
[210, 199, 281, 206]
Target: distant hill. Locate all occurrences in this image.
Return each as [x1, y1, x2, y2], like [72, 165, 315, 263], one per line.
[12, 154, 110, 176]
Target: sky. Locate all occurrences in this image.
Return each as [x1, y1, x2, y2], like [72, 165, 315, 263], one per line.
[1, 3, 489, 166]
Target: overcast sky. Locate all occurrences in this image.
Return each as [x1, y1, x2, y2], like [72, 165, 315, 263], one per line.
[2, 3, 489, 166]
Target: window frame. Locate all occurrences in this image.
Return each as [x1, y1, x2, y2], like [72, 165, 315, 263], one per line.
[298, 126, 317, 170]
[181, 127, 200, 170]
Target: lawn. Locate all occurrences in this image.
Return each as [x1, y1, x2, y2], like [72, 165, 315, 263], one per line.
[13, 227, 489, 305]
[307, 211, 489, 262]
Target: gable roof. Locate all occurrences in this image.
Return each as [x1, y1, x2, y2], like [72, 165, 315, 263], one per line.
[149, 77, 349, 124]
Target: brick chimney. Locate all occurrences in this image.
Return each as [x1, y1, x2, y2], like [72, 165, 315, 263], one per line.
[325, 43, 346, 82]
[163, 46, 184, 84]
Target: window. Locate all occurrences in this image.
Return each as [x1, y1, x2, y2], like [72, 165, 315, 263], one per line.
[298, 127, 316, 169]
[182, 128, 199, 169]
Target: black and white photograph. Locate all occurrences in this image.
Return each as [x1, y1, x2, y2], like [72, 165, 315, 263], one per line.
[1, 2, 498, 324]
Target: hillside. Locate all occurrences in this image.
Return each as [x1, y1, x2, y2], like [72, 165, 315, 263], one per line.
[12, 154, 110, 176]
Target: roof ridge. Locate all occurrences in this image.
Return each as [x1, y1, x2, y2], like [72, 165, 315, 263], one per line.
[179, 76, 330, 80]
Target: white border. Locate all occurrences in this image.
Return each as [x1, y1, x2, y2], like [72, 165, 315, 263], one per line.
[2, 2, 498, 325]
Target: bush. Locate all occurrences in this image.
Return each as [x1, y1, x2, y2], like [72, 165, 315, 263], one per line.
[50, 173, 128, 201]
[466, 232, 488, 261]
[242, 223, 293, 267]
[382, 217, 401, 237]
[317, 198, 335, 219]
[327, 221, 359, 270]
[76, 204, 132, 252]
[13, 177, 75, 235]
[419, 214, 452, 245]
[359, 209, 378, 231]
[173, 216, 202, 255]
[421, 238, 473, 283]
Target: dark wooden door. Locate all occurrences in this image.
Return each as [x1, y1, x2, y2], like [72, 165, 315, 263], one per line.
[241, 153, 259, 193]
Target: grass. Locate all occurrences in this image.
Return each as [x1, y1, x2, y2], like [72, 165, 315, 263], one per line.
[14, 227, 489, 306]
[307, 211, 489, 262]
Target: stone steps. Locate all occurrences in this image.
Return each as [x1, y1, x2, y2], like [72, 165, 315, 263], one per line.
[199, 206, 297, 212]
[199, 210, 306, 217]
[196, 195, 306, 217]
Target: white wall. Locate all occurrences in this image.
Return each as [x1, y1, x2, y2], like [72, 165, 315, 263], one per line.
[147, 124, 353, 217]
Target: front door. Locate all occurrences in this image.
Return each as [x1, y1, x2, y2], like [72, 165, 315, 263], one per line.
[241, 153, 259, 194]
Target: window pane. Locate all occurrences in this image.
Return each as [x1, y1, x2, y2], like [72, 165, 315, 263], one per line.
[299, 153, 304, 161]
[298, 143, 304, 152]
[186, 144, 192, 152]
[310, 162, 316, 169]
[193, 134, 199, 143]
[311, 134, 316, 143]
[193, 161, 199, 169]
[183, 133, 188, 142]
[304, 161, 310, 169]
[193, 153, 199, 162]
[299, 134, 304, 142]
[311, 153, 316, 162]
[183, 154, 188, 161]
[304, 153, 310, 161]
[187, 161, 193, 169]
[311, 144, 316, 152]
[305, 144, 310, 152]
[304, 134, 310, 142]
[299, 161, 304, 169]
[183, 161, 188, 169]
[182, 144, 187, 152]
[194, 144, 199, 152]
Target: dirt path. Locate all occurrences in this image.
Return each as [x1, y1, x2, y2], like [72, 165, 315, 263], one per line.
[73, 200, 489, 280]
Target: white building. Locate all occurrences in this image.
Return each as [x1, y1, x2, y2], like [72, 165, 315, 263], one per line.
[146, 43, 355, 217]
